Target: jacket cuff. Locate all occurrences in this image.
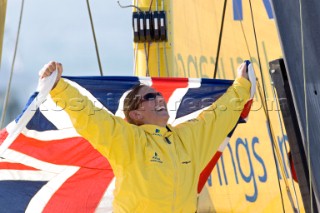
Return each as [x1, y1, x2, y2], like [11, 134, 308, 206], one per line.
[235, 77, 251, 90]
[50, 78, 68, 97]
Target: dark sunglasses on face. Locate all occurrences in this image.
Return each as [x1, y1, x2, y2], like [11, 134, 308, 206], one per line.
[141, 92, 163, 101]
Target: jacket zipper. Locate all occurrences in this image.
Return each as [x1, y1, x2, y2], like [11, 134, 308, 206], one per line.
[165, 137, 178, 212]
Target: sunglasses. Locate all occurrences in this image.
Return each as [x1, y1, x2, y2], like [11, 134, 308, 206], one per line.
[141, 92, 163, 101]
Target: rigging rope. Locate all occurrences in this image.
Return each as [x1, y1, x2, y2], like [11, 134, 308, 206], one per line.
[256, 76, 287, 213]
[86, 0, 103, 76]
[117, 0, 142, 12]
[249, 0, 295, 212]
[213, 0, 227, 79]
[0, 0, 25, 129]
[271, 84, 301, 212]
[239, 17, 252, 60]
[247, 0, 298, 211]
[163, 41, 169, 76]
[144, 42, 150, 76]
[233, 5, 286, 211]
[145, 0, 155, 77]
[133, 42, 138, 75]
[132, 0, 138, 75]
[156, 0, 161, 77]
[298, 0, 313, 212]
[161, 0, 169, 77]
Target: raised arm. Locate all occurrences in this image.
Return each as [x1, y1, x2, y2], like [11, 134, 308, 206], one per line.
[39, 61, 140, 167]
[175, 62, 251, 171]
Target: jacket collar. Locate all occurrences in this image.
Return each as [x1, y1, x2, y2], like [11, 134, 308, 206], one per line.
[140, 124, 173, 137]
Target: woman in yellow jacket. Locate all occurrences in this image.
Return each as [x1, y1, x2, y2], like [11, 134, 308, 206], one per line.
[40, 61, 251, 213]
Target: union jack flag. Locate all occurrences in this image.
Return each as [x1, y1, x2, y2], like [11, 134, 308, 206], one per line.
[0, 68, 255, 212]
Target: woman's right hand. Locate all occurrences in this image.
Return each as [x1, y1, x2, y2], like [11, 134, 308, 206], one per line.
[237, 62, 249, 80]
[38, 61, 63, 89]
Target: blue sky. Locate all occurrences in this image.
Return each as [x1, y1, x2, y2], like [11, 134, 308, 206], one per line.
[1, 0, 134, 123]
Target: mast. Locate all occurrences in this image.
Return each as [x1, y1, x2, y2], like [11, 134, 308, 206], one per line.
[0, 0, 7, 67]
[133, 0, 172, 77]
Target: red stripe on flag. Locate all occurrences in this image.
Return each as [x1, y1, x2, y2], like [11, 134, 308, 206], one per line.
[240, 99, 253, 119]
[151, 77, 188, 102]
[0, 128, 8, 145]
[198, 151, 223, 193]
[43, 167, 114, 213]
[0, 162, 38, 170]
[10, 134, 110, 169]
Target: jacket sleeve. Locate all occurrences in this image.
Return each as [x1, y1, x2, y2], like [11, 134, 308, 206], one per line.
[50, 78, 141, 168]
[174, 77, 251, 171]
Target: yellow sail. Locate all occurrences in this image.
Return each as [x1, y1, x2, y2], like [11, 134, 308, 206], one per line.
[0, 0, 7, 66]
[135, 0, 305, 212]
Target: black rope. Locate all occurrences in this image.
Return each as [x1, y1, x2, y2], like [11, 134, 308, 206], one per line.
[145, 0, 155, 77]
[213, 0, 227, 79]
[117, 1, 142, 12]
[239, 18, 252, 60]
[248, 1, 286, 212]
[86, 0, 103, 76]
[233, 0, 251, 59]
[144, 42, 150, 76]
[148, 0, 154, 11]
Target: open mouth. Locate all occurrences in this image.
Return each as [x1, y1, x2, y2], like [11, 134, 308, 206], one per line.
[155, 106, 166, 112]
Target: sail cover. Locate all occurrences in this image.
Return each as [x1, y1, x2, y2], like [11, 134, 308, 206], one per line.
[0, 75, 253, 212]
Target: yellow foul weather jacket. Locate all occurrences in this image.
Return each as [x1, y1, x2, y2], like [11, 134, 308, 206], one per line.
[50, 77, 251, 213]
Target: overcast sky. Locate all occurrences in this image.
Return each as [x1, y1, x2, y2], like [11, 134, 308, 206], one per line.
[1, 0, 134, 124]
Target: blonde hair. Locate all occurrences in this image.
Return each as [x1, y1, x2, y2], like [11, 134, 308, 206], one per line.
[123, 84, 147, 124]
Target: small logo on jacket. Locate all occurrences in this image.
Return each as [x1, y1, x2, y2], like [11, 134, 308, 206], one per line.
[181, 161, 191, 164]
[151, 152, 163, 163]
[187, 118, 199, 123]
[152, 129, 162, 136]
